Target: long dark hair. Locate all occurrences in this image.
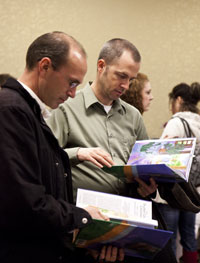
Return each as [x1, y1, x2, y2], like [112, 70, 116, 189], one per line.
[169, 82, 200, 113]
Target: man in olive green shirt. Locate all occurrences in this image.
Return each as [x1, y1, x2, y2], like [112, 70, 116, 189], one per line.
[46, 38, 157, 201]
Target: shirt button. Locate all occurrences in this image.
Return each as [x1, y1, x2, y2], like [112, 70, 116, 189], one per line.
[64, 173, 68, 178]
[55, 162, 59, 166]
[82, 218, 88, 224]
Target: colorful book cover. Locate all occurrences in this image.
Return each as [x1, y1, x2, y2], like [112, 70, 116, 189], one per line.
[102, 138, 196, 183]
[74, 219, 173, 260]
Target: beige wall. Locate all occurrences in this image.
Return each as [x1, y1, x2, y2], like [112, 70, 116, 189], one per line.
[0, 0, 200, 138]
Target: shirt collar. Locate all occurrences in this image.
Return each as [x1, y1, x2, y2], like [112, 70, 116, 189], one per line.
[17, 80, 51, 119]
[83, 82, 126, 115]
[83, 82, 99, 109]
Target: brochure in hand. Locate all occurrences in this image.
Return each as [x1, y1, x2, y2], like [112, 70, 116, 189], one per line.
[102, 138, 196, 183]
[74, 189, 173, 260]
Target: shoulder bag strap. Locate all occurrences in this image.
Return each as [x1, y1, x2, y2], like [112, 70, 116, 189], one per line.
[174, 117, 194, 137]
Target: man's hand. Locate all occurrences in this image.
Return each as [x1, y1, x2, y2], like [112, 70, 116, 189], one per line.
[84, 206, 109, 221]
[77, 147, 115, 168]
[81, 208, 124, 262]
[99, 245, 124, 262]
[135, 177, 158, 198]
[83, 208, 125, 262]
[90, 245, 124, 262]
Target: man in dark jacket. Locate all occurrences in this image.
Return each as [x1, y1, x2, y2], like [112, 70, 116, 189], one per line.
[0, 31, 121, 263]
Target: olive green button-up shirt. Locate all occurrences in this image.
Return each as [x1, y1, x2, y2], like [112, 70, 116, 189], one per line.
[46, 83, 148, 200]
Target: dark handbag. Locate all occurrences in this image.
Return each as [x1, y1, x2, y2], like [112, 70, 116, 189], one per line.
[175, 117, 200, 187]
[158, 117, 200, 212]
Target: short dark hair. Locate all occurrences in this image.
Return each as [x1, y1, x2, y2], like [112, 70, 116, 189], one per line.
[98, 38, 141, 65]
[26, 31, 86, 71]
[169, 82, 200, 113]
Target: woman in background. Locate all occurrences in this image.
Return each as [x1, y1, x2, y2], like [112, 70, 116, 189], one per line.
[121, 77, 200, 263]
[121, 72, 153, 114]
[158, 82, 200, 263]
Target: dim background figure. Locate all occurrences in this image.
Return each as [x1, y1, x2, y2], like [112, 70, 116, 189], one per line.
[0, 73, 14, 88]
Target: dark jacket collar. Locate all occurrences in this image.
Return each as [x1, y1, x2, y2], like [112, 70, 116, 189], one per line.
[2, 78, 60, 146]
[3, 78, 44, 123]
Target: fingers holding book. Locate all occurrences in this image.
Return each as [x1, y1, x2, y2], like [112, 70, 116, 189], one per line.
[84, 205, 110, 221]
[135, 177, 158, 198]
[93, 245, 124, 262]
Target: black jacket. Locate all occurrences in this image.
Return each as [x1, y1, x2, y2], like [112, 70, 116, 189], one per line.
[0, 78, 92, 263]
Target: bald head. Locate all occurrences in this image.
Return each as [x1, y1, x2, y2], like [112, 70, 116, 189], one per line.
[26, 31, 87, 71]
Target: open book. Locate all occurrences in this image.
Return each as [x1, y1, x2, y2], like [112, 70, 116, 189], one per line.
[74, 189, 173, 260]
[102, 138, 196, 183]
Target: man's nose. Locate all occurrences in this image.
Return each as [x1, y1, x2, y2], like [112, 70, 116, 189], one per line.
[121, 79, 130, 91]
[67, 88, 76, 98]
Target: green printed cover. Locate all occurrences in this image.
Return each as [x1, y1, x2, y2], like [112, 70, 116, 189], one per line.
[74, 219, 173, 260]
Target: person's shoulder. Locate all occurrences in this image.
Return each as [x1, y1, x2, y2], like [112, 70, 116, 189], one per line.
[161, 114, 183, 138]
[0, 88, 36, 129]
[164, 115, 181, 129]
[0, 85, 27, 110]
[179, 112, 200, 138]
[170, 112, 193, 126]
[178, 111, 200, 122]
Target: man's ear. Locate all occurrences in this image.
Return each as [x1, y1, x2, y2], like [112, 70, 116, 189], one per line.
[38, 57, 52, 74]
[97, 59, 106, 73]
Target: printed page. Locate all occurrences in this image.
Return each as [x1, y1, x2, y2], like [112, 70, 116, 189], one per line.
[76, 188, 157, 227]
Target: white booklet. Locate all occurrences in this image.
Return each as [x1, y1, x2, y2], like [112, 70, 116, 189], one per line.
[76, 188, 158, 228]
